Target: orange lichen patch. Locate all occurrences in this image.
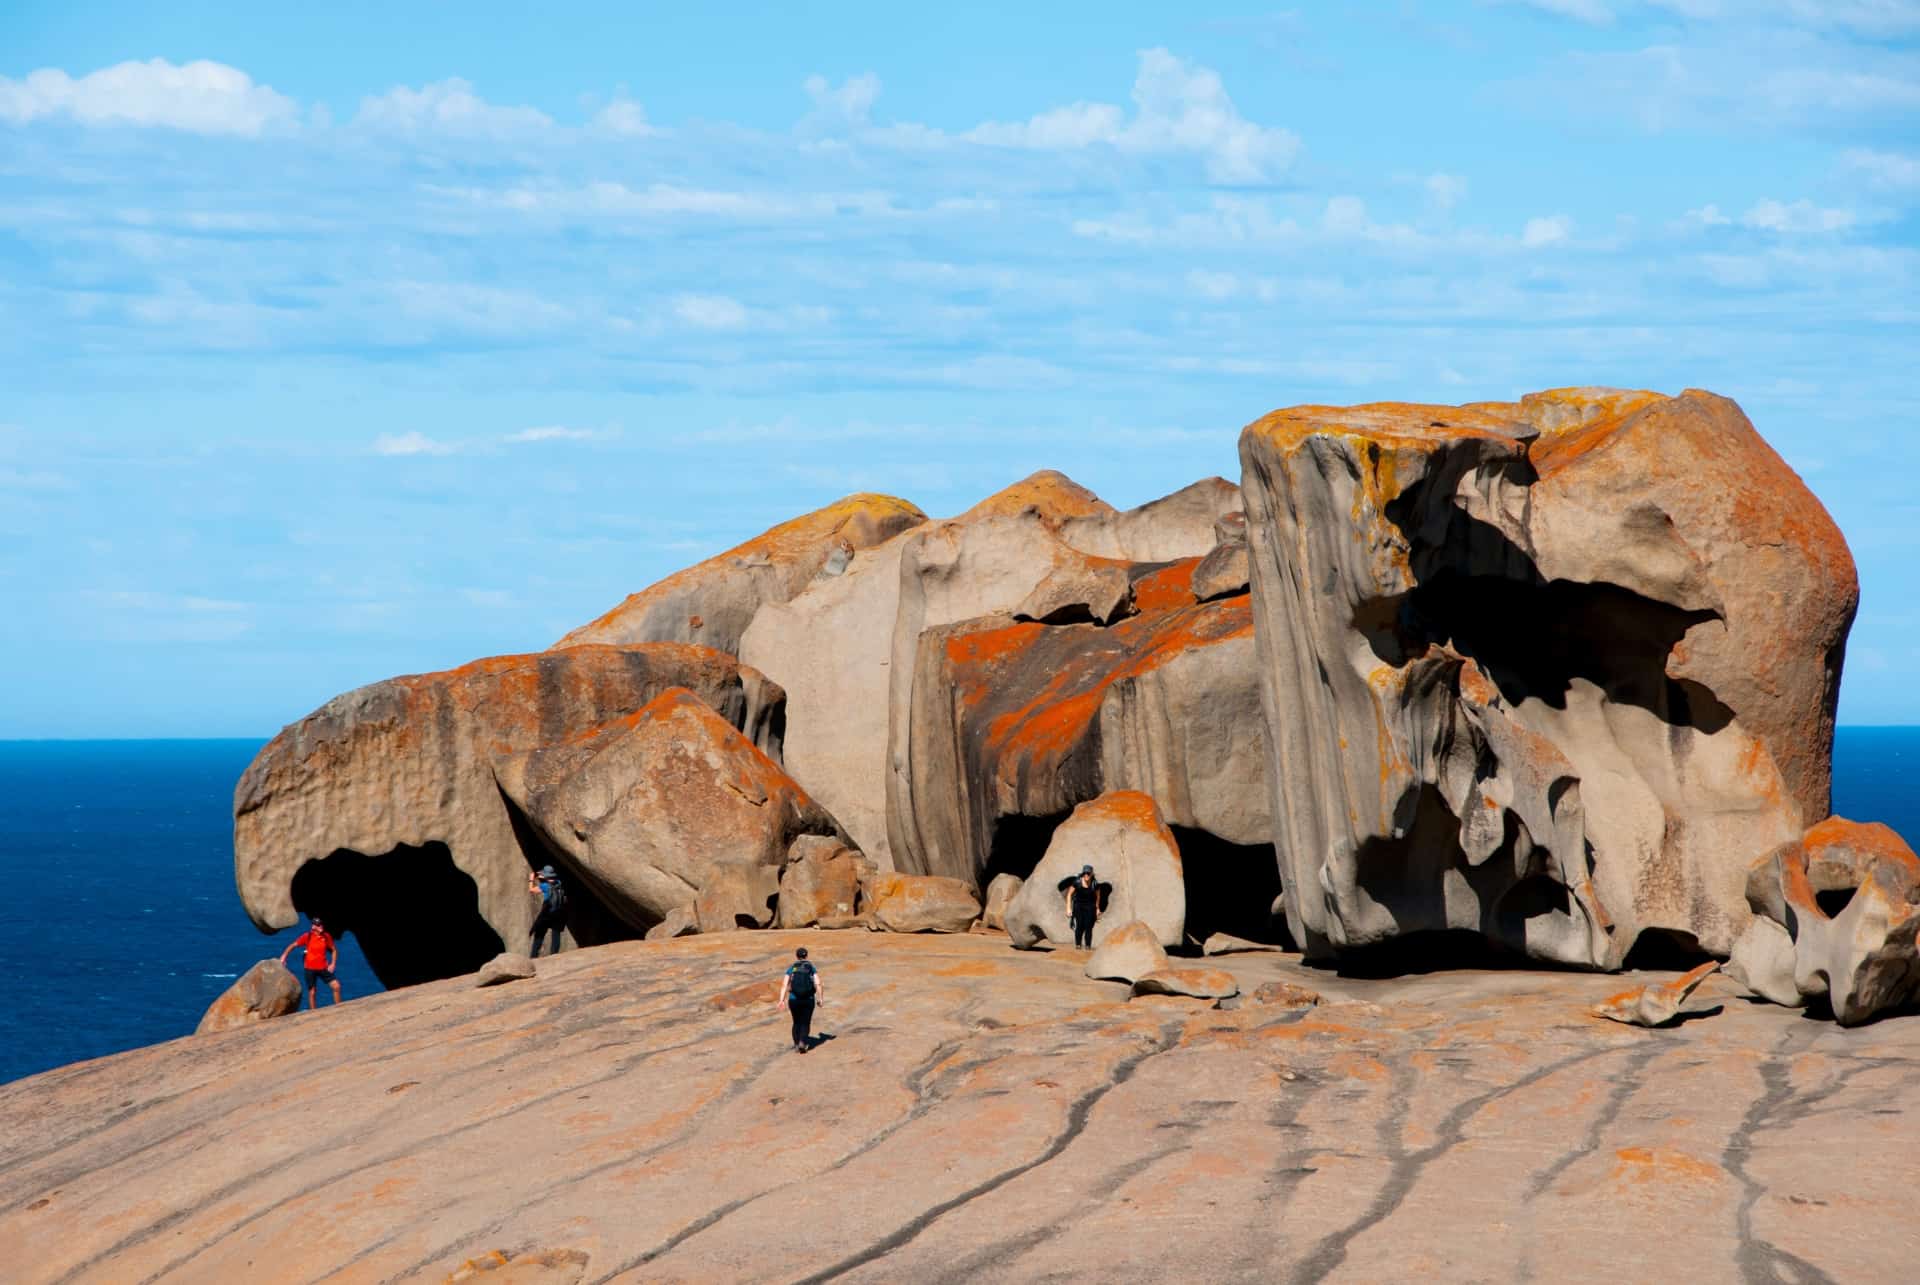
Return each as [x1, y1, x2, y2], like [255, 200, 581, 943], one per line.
[1128, 558, 1203, 614]
[1075, 789, 1167, 831]
[946, 620, 1049, 669]
[927, 959, 1009, 978]
[556, 492, 925, 644]
[707, 978, 780, 1011]
[1327, 1052, 1390, 1082]
[1610, 1146, 1725, 1185]
[1802, 816, 1920, 873]
[955, 469, 1113, 525]
[1240, 401, 1524, 455]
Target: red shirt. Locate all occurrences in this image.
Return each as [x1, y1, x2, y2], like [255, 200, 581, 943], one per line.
[294, 928, 334, 970]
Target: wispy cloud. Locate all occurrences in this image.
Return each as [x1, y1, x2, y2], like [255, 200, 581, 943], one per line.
[1522, 214, 1574, 247]
[352, 78, 552, 138]
[1844, 147, 1920, 190]
[0, 59, 297, 136]
[506, 426, 614, 443]
[673, 294, 750, 329]
[373, 432, 459, 457]
[1742, 198, 1855, 233]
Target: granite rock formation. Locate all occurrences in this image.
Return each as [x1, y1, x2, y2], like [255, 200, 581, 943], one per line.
[493, 688, 844, 934]
[1004, 792, 1186, 949]
[234, 646, 784, 987]
[1239, 388, 1856, 969]
[1084, 919, 1170, 982]
[865, 873, 981, 934]
[1592, 961, 1721, 1027]
[1728, 817, 1920, 1026]
[777, 836, 863, 929]
[194, 960, 301, 1034]
[474, 953, 536, 988]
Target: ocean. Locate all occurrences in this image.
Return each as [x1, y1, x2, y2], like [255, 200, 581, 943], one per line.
[2, 731, 1916, 1085]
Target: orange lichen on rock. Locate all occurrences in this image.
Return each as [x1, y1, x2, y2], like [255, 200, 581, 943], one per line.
[956, 469, 1114, 525]
[1127, 558, 1203, 614]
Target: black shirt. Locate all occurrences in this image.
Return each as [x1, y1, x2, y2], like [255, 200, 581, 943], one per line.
[1068, 882, 1099, 917]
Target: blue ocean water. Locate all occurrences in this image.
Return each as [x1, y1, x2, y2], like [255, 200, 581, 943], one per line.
[0, 732, 1915, 1085]
[0, 740, 380, 1084]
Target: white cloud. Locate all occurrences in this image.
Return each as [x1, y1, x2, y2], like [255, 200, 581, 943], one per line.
[507, 426, 606, 443]
[802, 72, 883, 128]
[1844, 147, 1920, 189]
[1683, 203, 1733, 227]
[673, 294, 750, 329]
[461, 588, 516, 608]
[964, 49, 1298, 183]
[1522, 214, 1574, 246]
[440, 180, 874, 221]
[1510, 0, 1619, 23]
[1187, 270, 1241, 300]
[592, 91, 655, 137]
[373, 431, 458, 456]
[1742, 198, 1854, 233]
[0, 59, 297, 136]
[353, 79, 552, 138]
[1425, 173, 1469, 210]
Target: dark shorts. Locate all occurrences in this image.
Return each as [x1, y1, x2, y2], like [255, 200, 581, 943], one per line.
[304, 967, 336, 986]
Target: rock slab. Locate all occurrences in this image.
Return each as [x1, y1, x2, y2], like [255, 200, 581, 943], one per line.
[1004, 792, 1186, 949]
[195, 960, 302, 1034]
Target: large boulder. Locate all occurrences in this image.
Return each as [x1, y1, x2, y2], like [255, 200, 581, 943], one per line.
[866, 873, 981, 933]
[693, 862, 782, 933]
[777, 836, 863, 929]
[1727, 817, 1920, 1026]
[234, 645, 783, 987]
[554, 493, 928, 657]
[1084, 920, 1170, 982]
[493, 688, 845, 934]
[1004, 792, 1186, 949]
[1239, 388, 1854, 968]
[899, 564, 1268, 890]
[195, 960, 302, 1034]
[982, 873, 1024, 932]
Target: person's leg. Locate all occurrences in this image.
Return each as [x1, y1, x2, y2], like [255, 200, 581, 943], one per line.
[307, 983, 318, 1010]
[792, 997, 815, 1050]
[329, 978, 344, 1005]
[529, 915, 546, 958]
[548, 923, 564, 955]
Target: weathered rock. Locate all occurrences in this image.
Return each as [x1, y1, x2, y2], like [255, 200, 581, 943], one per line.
[643, 905, 697, 942]
[1004, 792, 1185, 949]
[694, 863, 782, 933]
[495, 688, 843, 935]
[1728, 817, 1920, 1026]
[446, 1248, 590, 1284]
[194, 960, 301, 1034]
[900, 566, 1269, 891]
[474, 953, 537, 988]
[233, 645, 783, 987]
[1191, 513, 1250, 602]
[15, 932, 1920, 1283]
[777, 838, 862, 929]
[1240, 388, 1854, 968]
[867, 873, 981, 934]
[1591, 961, 1721, 1027]
[1248, 980, 1323, 1008]
[1202, 933, 1281, 957]
[982, 873, 1024, 932]
[1131, 967, 1240, 1000]
[554, 493, 928, 657]
[738, 472, 1240, 866]
[1083, 920, 1170, 982]
[1013, 555, 1135, 625]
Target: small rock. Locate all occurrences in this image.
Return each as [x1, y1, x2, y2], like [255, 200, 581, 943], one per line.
[1248, 981, 1323, 1008]
[694, 862, 781, 933]
[195, 960, 302, 1034]
[1084, 920, 1170, 983]
[645, 905, 698, 941]
[1202, 933, 1282, 957]
[982, 873, 1024, 933]
[1131, 968, 1240, 1001]
[475, 953, 536, 988]
[867, 873, 981, 934]
[1592, 961, 1721, 1027]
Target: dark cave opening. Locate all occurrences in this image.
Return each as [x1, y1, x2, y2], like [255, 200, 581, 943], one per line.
[1619, 927, 1715, 972]
[1170, 825, 1289, 948]
[1814, 887, 1857, 920]
[290, 841, 503, 989]
[984, 809, 1073, 886]
[501, 796, 641, 948]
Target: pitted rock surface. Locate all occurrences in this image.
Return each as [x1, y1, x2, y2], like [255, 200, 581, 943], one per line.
[9, 933, 1916, 1283]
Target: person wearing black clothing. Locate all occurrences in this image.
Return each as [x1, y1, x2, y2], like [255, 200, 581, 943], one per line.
[1063, 865, 1101, 948]
[527, 864, 567, 958]
[778, 947, 823, 1053]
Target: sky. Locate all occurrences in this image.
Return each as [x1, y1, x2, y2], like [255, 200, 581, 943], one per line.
[1, 0, 1916, 736]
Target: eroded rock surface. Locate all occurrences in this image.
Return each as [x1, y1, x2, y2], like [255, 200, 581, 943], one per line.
[20, 934, 1906, 1283]
[866, 873, 981, 934]
[1592, 961, 1721, 1027]
[1728, 817, 1920, 1026]
[493, 688, 843, 934]
[1240, 388, 1855, 968]
[194, 961, 301, 1034]
[474, 953, 537, 988]
[1005, 792, 1186, 949]
[233, 645, 784, 987]
[1084, 920, 1170, 982]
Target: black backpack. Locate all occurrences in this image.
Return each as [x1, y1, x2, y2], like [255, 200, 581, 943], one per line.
[787, 961, 817, 999]
[542, 876, 567, 913]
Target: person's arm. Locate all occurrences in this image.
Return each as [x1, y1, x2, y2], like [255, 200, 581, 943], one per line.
[776, 973, 790, 1008]
[815, 973, 824, 1005]
[1063, 889, 1073, 919]
[328, 940, 339, 972]
[279, 933, 302, 965]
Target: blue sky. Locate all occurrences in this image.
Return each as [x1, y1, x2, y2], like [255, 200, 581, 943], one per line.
[1, 1, 1916, 736]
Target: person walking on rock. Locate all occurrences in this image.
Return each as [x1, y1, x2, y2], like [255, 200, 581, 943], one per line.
[777, 947, 823, 1053]
[278, 915, 343, 1009]
[1062, 865, 1102, 949]
[528, 865, 568, 958]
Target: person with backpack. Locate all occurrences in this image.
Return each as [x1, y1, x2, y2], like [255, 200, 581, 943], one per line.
[278, 914, 343, 1009]
[528, 864, 568, 958]
[776, 947, 823, 1053]
[1061, 865, 1103, 949]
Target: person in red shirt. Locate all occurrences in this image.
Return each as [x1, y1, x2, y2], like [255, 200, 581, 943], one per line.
[278, 915, 344, 1009]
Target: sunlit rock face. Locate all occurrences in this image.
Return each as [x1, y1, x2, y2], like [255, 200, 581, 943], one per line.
[1239, 388, 1857, 968]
